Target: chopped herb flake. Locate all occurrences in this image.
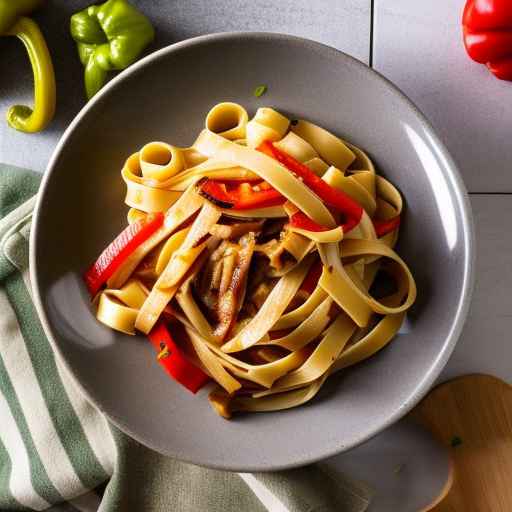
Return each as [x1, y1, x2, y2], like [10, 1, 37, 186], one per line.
[291, 119, 299, 126]
[157, 344, 170, 360]
[254, 85, 267, 97]
[394, 463, 405, 475]
[451, 436, 462, 447]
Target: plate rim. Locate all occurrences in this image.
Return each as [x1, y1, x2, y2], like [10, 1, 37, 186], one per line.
[30, 31, 476, 471]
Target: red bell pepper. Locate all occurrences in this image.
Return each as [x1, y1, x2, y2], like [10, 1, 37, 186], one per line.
[258, 141, 363, 232]
[300, 259, 323, 294]
[258, 181, 273, 191]
[230, 182, 285, 209]
[148, 322, 209, 394]
[197, 178, 285, 210]
[289, 211, 329, 232]
[84, 212, 164, 295]
[196, 179, 234, 209]
[463, 0, 512, 80]
[373, 215, 401, 237]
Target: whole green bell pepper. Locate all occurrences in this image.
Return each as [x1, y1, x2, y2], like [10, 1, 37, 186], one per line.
[70, 0, 155, 99]
[0, 0, 56, 132]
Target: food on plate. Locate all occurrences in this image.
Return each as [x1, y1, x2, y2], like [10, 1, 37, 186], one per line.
[70, 0, 155, 99]
[85, 102, 417, 418]
[1, 0, 56, 132]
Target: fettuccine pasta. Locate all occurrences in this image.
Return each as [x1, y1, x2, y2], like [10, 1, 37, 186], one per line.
[84, 103, 416, 419]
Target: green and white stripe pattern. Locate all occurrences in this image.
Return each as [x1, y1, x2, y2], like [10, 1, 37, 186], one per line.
[0, 165, 371, 512]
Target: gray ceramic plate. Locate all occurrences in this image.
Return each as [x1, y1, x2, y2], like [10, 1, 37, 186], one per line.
[31, 33, 475, 472]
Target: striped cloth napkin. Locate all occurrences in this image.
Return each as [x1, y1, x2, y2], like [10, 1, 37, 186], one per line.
[0, 164, 372, 512]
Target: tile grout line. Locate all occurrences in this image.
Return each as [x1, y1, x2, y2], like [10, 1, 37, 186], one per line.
[469, 192, 512, 196]
[369, 0, 375, 67]
[367, 2, 508, 198]
[368, 6, 507, 198]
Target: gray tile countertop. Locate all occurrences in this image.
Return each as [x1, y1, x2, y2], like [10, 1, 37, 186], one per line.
[374, 0, 512, 193]
[441, 195, 512, 383]
[372, 0, 512, 389]
[2, 1, 510, 510]
[0, 0, 370, 171]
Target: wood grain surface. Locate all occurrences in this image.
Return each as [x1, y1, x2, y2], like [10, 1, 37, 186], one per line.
[410, 374, 512, 511]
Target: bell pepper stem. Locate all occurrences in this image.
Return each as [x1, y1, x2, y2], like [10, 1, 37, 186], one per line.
[6, 17, 56, 132]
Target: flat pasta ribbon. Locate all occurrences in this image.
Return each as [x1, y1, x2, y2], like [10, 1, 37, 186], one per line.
[87, 101, 417, 419]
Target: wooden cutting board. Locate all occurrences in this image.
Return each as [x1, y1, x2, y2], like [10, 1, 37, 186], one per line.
[409, 374, 512, 511]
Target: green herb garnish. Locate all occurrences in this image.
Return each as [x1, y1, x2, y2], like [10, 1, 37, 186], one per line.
[157, 342, 170, 360]
[254, 85, 267, 98]
[451, 436, 462, 447]
[394, 463, 405, 475]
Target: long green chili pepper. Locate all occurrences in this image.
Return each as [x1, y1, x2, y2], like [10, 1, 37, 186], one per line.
[0, 0, 56, 132]
[70, 0, 155, 100]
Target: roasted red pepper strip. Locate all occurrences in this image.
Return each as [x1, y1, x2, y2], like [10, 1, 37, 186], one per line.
[300, 259, 323, 295]
[258, 141, 363, 232]
[84, 212, 164, 295]
[230, 183, 285, 209]
[463, 0, 512, 81]
[197, 179, 234, 209]
[373, 215, 401, 237]
[197, 178, 285, 210]
[148, 322, 209, 394]
[289, 211, 329, 232]
[259, 181, 273, 191]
